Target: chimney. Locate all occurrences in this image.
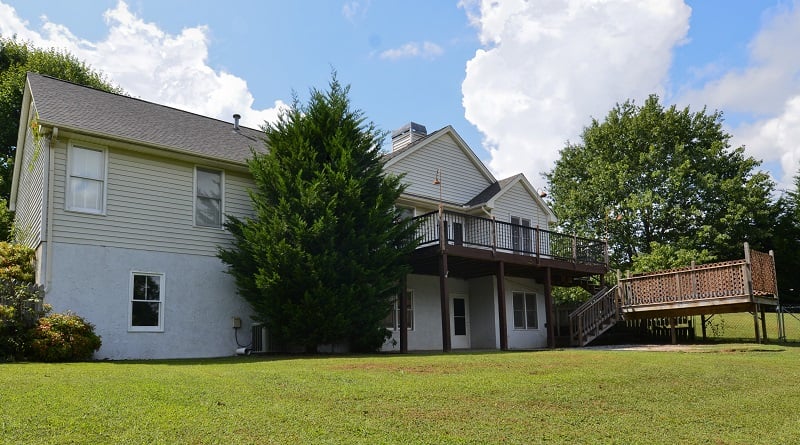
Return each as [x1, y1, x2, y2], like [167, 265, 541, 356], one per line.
[233, 114, 241, 131]
[391, 122, 427, 151]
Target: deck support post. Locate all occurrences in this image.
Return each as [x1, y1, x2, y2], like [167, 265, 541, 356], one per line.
[438, 212, 451, 352]
[545, 267, 555, 349]
[700, 315, 707, 340]
[669, 317, 677, 345]
[399, 275, 408, 353]
[752, 305, 762, 344]
[496, 261, 508, 351]
[760, 305, 767, 341]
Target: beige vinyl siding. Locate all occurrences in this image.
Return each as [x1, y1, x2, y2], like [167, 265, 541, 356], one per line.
[13, 113, 48, 248]
[492, 182, 549, 228]
[386, 133, 492, 204]
[51, 140, 254, 256]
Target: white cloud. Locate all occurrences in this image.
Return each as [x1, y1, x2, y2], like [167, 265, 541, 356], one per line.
[678, 4, 800, 188]
[0, 0, 285, 129]
[342, 0, 370, 22]
[460, 0, 691, 182]
[380, 41, 444, 60]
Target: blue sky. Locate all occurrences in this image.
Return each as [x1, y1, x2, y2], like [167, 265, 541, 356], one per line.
[1, 1, 798, 191]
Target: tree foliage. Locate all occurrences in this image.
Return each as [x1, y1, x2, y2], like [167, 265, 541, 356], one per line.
[0, 37, 121, 201]
[771, 171, 800, 302]
[546, 95, 775, 268]
[219, 75, 418, 352]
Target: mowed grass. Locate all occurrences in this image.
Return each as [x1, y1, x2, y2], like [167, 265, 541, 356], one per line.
[2, 346, 799, 444]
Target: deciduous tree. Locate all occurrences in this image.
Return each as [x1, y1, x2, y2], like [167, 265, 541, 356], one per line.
[546, 95, 775, 268]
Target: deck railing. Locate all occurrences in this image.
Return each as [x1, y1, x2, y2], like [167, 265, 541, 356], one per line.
[409, 210, 607, 267]
[618, 245, 778, 307]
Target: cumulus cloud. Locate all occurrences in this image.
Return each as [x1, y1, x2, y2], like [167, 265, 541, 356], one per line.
[0, 0, 285, 129]
[460, 0, 691, 181]
[678, 4, 800, 188]
[342, 0, 370, 22]
[380, 41, 444, 60]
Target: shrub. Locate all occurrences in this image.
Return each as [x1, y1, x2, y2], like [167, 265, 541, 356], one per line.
[29, 312, 101, 362]
[0, 242, 36, 282]
[0, 279, 48, 361]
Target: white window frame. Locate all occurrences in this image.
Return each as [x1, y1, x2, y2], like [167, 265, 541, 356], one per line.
[385, 290, 414, 331]
[193, 166, 225, 228]
[65, 142, 108, 215]
[512, 291, 538, 330]
[129, 272, 165, 332]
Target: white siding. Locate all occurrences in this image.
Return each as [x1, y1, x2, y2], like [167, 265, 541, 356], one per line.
[386, 134, 492, 204]
[493, 181, 549, 227]
[51, 139, 254, 256]
[13, 108, 48, 248]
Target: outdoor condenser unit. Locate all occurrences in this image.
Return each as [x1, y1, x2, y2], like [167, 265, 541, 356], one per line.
[251, 323, 269, 353]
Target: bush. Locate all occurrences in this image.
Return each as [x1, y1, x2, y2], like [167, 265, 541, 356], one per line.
[0, 279, 48, 361]
[0, 242, 36, 282]
[29, 312, 101, 362]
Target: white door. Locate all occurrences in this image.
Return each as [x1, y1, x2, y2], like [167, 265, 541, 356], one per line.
[450, 294, 470, 349]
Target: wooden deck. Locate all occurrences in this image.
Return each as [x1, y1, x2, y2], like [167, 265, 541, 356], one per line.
[619, 247, 778, 319]
[569, 243, 780, 346]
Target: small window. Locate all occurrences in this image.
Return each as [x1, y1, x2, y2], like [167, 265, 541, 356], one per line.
[130, 273, 164, 332]
[512, 291, 538, 329]
[384, 290, 414, 330]
[66, 144, 106, 214]
[397, 206, 415, 220]
[195, 167, 223, 227]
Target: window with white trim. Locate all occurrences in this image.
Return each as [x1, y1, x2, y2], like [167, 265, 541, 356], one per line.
[195, 167, 223, 227]
[384, 290, 414, 330]
[130, 272, 164, 332]
[512, 291, 538, 329]
[66, 144, 106, 214]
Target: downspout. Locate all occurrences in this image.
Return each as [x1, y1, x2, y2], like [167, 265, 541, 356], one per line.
[43, 127, 57, 291]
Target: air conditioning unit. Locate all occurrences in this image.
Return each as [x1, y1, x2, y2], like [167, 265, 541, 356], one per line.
[251, 323, 270, 353]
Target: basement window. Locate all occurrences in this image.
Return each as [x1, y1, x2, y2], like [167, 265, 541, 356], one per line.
[512, 291, 538, 330]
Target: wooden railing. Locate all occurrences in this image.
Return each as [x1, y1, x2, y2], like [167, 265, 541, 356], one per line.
[618, 244, 778, 308]
[409, 210, 607, 267]
[569, 285, 619, 346]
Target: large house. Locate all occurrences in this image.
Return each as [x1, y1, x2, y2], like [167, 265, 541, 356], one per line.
[10, 73, 607, 359]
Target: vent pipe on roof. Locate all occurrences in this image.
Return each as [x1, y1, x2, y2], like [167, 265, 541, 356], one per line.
[233, 114, 241, 131]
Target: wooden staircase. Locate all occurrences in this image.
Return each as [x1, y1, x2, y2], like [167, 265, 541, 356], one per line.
[569, 285, 620, 346]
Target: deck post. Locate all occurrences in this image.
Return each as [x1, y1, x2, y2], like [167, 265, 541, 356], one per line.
[399, 275, 408, 353]
[545, 267, 555, 349]
[770, 250, 786, 342]
[438, 211, 451, 352]
[496, 261, 508, 350]
[700, 315, 707, 340]
[669, 317, 677, 345]
[743, 242, 761, 344]
[760, 306, 767, 341]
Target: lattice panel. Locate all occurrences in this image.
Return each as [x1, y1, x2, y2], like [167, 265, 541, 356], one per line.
[749, 249, 777, 295]
[622, 262, 747, 306]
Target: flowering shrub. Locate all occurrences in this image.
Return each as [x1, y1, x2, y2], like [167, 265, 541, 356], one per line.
[29, 313, 101, 362]
[0, 242, 36, 282]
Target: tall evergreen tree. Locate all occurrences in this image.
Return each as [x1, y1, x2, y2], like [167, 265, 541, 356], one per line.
[219, 75, 418, 352]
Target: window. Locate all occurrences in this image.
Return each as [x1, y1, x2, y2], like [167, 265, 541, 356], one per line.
[195, 167, 223, 227]
[66, 144, 106, 214]
[396, 206, 415, 221]
[512, 291, 538, 329]
[384, 290, 414, 330]
[511, 216, 532, 253]
[130, 273, 164, 332]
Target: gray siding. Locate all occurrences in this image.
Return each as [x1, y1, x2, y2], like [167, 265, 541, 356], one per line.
[493, 181, 549, 227]
[51, 139, 254, 256]
[386, 133, 492, 204]
[13, 108, 48, 248]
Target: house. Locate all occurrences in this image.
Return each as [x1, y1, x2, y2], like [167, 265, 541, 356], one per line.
[11, 73, 608, 359]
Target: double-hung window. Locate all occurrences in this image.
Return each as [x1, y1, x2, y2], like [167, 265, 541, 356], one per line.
[512, 291, 538, 329]
[384, 290, 414, 330]
[67, 144, 106, 214]
[195, 167, 223, 227]
[130, 272, 164, 332]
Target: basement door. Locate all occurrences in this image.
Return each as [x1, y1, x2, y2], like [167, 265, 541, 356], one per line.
[450, 294, 471, 349]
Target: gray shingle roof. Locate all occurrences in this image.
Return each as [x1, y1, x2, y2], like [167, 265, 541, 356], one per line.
[27, 72, 265, 164]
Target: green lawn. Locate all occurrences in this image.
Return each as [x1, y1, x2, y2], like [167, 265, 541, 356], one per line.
[2, 346, 798, 444]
